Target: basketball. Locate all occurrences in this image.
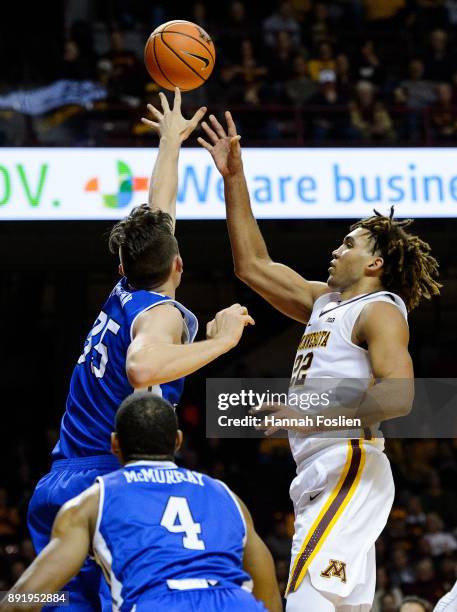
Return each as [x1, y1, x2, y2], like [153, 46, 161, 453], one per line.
[144, 20, 216, 91]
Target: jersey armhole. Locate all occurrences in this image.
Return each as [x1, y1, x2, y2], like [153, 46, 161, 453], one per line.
[92, 476, 105, 552]
[215, 480, 247, 548]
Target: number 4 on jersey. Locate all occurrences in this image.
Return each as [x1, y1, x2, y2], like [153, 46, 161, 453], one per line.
[160, 496, 205, 550]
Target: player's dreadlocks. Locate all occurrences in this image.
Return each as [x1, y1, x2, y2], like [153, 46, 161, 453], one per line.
[351, 207, 441, 311]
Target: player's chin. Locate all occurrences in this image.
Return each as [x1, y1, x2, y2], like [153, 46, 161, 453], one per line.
[327, 273, 337, 287]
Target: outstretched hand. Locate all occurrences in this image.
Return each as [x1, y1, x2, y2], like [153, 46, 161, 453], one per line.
[198, 111, 243, 177]
[141, 87, 207, 143]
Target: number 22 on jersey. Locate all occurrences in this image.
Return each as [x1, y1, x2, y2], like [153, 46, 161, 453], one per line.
[78, 311, 120, 379]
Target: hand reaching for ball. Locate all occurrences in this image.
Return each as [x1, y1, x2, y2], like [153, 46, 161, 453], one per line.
[141, 87, 207, 143]
[198, 112, 243, 178]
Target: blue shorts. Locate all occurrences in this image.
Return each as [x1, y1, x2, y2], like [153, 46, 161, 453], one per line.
[27, 455, 120, 611]
[134, 587, 267, 611]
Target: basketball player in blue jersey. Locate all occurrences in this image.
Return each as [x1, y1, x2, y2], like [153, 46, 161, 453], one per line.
[199, 113, 442, 611]
[27, 90, 255, 611]
[3, 393, 282, 612]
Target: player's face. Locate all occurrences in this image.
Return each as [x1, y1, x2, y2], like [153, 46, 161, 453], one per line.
[327, 228, 378, 290]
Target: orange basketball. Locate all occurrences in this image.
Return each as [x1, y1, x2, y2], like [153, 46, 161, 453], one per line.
[144, 20, 216, 91]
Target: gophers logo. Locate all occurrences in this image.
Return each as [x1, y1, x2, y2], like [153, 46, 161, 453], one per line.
[320, 559, 347, 583]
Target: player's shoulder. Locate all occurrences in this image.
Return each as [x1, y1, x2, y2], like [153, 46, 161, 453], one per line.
[361, 291, 408, 321]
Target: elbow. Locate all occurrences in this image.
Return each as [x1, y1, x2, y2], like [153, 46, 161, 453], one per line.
[126, 361, 159, 389]
[234, 259, 261, 284]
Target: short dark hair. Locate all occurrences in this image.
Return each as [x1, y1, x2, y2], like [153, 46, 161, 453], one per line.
[115, 392, 178, 460]
[109, 204, 178, 289]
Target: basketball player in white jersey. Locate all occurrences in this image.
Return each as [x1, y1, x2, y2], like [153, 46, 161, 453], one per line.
[198, 113, 441, 612]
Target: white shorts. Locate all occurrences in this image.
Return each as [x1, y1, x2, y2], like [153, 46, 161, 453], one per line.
[286, 439, 394, 609]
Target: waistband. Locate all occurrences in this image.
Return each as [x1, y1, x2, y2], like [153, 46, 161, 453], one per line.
[51, 455, 121, 472]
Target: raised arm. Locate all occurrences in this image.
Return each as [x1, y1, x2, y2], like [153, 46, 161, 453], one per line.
[234, 494, 283, 612]
[141, 88, 206, 232]
[126, 303, 254, 388]
[198, 112, 329, 323]
[0, 486, 99, 612]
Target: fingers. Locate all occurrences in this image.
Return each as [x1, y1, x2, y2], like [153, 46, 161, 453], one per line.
[173, 87, 181, 111]
[225, 111, 238, 137]
[230, 135, 241, 152]
[141, 117, 159, 130]
[190, 106, 207, 127]
[197, 136, 213, 152]
[147, 103, 163, 119]
[201, 121, 219, 145]
[242, 314, 255, 326]
[158, 91, 170, 113]
[209, 114, 227, 138]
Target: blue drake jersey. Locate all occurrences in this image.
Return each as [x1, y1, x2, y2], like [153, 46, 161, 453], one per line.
[93, 462, 251, 611]
[53, 278, 198, 459]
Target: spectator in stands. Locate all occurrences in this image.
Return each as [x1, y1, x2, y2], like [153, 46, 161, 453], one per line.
[306, 1, 335, 49]
[263, 1, 301, 48]
[61, 40, 97, 80]
[403, 558, 444, 602]
[396, 59, 437, 110]
[103, 30, 144, 98]
[267, 31, 298, 83]
[390, 547, 416, 588]
[399, 596, 431, 612]
[355, 39, 384, 87]
[380, 591, 399, 612]
[190, 1, 210, 30]
[284, 54, 317, 105]
[265, 515, 292, 561]
[350, 80, 395, 141]
[406, 496, 427, 532]
[309, 69, 351, 141]
[232, 39, 268, 97]
[421, 470, 457, 526]
[372, 566, 403, 612]
[423, 29, 456, 82]
[308, 41, 336, 81]
[335, 53, 354, 97]
[423, 512, 457, 556]
[0, 489, 20, 540]
[219, 2, 255, 62]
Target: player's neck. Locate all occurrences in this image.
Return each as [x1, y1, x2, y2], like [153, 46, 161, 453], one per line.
[151, 280, 176, 299]
[340, 280, 384, 302]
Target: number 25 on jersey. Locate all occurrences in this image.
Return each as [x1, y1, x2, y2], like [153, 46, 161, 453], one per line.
[78, 311, 120, 379]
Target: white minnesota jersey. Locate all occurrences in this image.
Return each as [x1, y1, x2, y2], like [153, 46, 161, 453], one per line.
[288, 290, 408, 466]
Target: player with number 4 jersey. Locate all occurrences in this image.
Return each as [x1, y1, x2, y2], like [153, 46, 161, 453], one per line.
[4, 395, 282, 612]
[27, 90, 255, 612]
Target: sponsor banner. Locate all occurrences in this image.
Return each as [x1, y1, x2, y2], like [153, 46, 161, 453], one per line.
[1, 147, 457, 220]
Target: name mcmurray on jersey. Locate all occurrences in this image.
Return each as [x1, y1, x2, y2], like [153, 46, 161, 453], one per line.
[123, 467, 205, 486]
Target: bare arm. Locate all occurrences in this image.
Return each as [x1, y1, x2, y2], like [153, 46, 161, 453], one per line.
[198, 112, 329, 323]
[0, 486, 99, 612]
[141, 88, 206, 231]
[126, 303, 254, 388]
[235, 495, 282, 612]
[353, 301, 414, 423]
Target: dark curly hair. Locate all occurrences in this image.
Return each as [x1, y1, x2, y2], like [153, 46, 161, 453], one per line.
[351, 207, 441, 311]
[109, 204, 178, 289]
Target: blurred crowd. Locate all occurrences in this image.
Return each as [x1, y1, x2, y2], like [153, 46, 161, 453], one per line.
[0, 431, 456, 610]
[2, 0, 457, 145]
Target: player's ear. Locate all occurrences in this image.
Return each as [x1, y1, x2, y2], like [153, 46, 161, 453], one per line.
[367, 256, 383, 274]
[175, 429, 183, 453]
[175, 254, 183, 274]
[111, 432, 122, 461]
